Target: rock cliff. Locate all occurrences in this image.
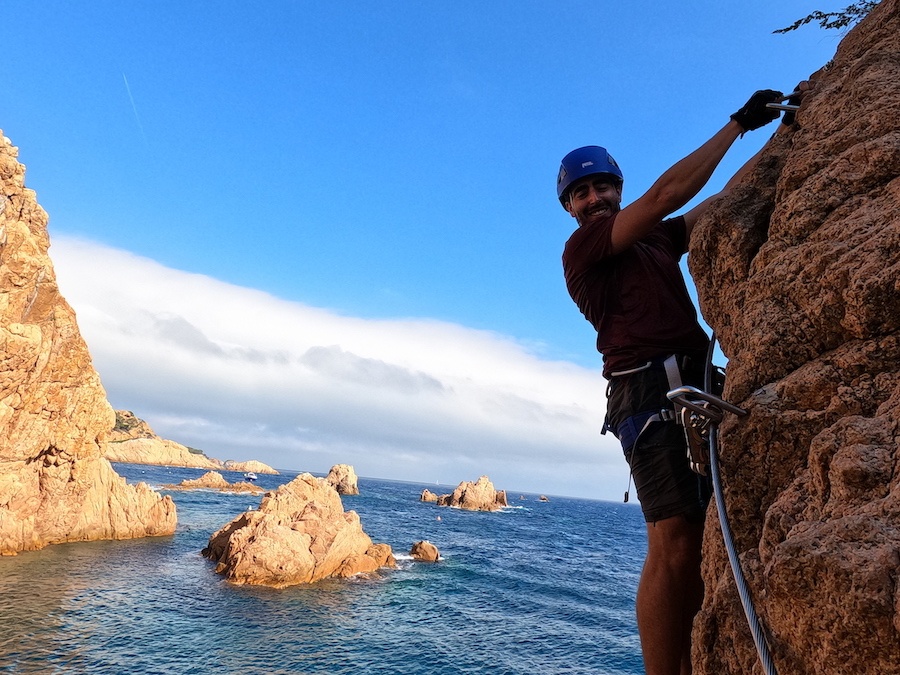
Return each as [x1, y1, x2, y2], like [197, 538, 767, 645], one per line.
[201, 473, 395, 587]
[0, 132, 176, 555]
[688, 2, 900, 673]
[107, 410, 278, 474]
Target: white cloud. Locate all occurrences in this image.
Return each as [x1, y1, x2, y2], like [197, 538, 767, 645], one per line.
[50, 235, 628, 500]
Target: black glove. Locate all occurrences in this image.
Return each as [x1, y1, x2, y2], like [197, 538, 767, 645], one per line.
[730, 89, 783, 132]
[781, 86, 803, 126]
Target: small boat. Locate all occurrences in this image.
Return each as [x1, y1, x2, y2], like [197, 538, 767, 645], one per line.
[244, 472, 258, 482]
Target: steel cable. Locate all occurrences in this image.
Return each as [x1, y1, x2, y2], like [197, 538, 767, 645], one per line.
[706, 334, 777, 675]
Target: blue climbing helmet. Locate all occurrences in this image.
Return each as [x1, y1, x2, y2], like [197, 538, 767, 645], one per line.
[556, 145, 623, 207]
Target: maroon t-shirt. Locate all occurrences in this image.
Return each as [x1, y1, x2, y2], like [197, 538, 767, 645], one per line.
[562, 212, 709, 377]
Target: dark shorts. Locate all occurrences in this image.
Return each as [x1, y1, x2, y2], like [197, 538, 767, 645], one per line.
[607, 361, 711, 524]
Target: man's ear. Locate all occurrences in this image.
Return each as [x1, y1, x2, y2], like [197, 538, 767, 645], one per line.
[564, 199, 576, 218]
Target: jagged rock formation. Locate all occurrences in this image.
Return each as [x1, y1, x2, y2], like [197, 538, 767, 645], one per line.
[201, 473, 395, 587]
[410, 540, 440, 562]
[431, 476, 508, 511]
[107, 410, 278, 474]
[0, 132, 176, 555]
[420, 488, 439, 502]
[163, 471, 264, 494]
[324, 463, 359, 495]
[688, 3, 900, 673]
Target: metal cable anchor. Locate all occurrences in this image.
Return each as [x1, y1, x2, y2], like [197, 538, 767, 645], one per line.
[667, 385, 747, 420]
[667, 386, 748, 476]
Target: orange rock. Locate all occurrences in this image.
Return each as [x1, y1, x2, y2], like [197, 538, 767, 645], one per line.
[687, 3, 900, 672]
[410, 540, 440, 562]
[324, 463, 359, 495]
[162, 471, 264, 495]
[0, 132, 176, 555]
[435, 476, 508, 511]
[202, 473, 394, 587]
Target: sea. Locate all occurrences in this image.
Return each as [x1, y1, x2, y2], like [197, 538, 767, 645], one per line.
[0, 464, 648, 675]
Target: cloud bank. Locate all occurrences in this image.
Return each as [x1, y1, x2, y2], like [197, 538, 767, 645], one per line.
[50, 236, 627, 500]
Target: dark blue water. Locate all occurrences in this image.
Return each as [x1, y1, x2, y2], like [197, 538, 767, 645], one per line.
[0, 465, 647, 674]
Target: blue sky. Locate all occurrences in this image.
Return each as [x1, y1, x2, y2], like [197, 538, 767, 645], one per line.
[5, 2, 848, 499]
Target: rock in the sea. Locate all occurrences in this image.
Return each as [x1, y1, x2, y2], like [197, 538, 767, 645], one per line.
[324, 463, 359, 495]
[410, 540, 440, 562]
[201, 473, 395, 587]
[435, 476, 508, 511]
[687, 3, 900, 673]
[0, 131, 176, 555]
[182, 471, 230, 489]
[420, 489, 439, 502]
[163, 471, 264, 495]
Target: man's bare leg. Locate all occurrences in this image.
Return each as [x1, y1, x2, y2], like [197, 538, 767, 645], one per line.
[636, 514, 705, 675]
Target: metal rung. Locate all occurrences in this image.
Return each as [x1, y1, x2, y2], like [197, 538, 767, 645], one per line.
[666, 385, 748, 420]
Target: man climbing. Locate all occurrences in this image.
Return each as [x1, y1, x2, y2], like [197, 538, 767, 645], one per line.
[558, 84, 808, 675]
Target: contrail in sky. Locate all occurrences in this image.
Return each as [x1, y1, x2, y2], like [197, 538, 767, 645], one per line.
[122, 72, 148, 146]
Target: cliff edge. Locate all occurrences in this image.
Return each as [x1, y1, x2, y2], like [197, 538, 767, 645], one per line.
[0, 131, 177, 555]
[689, 2, 900, 673]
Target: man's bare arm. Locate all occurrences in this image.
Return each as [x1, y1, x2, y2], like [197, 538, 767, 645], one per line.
[683, 81, 812, 238]
[681, 122, 792, 237]
[607, 89, 790, 255]
[609, 119, 745, 254]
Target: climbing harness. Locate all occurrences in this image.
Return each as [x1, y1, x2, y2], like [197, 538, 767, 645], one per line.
[608, 354, 685, 503]
[666, 335, 778, 675]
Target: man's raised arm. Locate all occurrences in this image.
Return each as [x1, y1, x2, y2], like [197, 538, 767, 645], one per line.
[683, 80, 813, 237]
[609, 90, 783, 255]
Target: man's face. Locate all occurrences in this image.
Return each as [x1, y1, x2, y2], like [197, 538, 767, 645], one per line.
[564, 175, 622, 228]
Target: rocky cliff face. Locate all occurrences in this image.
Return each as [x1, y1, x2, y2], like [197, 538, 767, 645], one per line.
[0, 132, 176, 555]
[689, 2, 900, 673]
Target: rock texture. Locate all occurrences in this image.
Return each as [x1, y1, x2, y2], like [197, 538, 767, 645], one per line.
[688, 3, 900, 673]
[164, 471, 264, 494]
[324, 463, 359, 495]
[433, 476, 508, 511]
[420, 488, 439, 502]
[0, 132, 176, 555]
[107, 410, 278, 474]
[201, 473, 395, 587]
[410, 540, 440, 562]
